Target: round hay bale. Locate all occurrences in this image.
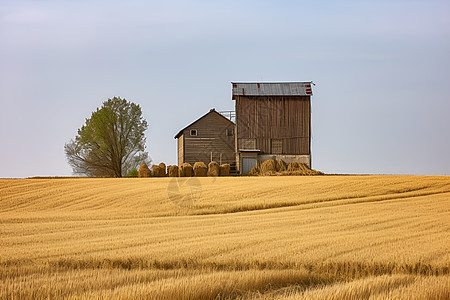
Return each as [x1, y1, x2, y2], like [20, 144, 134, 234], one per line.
[193, 162, 208, 177]
[152, 165, 163, 177]
[219, 164, 230, 176]
[260, 159, 277, 175]
[167, 165, 179, 177]
[208, 161, 220, 177]
[138, 163, 151, 178]
[275, 159, 287, 172]
[158, 163, 166, 176]
[179, 163, 193, 177]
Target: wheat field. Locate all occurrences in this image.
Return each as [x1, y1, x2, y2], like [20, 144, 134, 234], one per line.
[1, 175, 449, 299]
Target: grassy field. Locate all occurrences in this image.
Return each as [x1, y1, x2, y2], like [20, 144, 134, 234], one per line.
[1, 175, 449, 299]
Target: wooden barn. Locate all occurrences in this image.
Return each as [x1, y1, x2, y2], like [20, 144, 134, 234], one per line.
[232, 82, 313, 173]
[174, 109, 236, 168]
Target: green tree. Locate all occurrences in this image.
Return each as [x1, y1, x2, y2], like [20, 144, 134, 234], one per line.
[65, 97, 149, 177]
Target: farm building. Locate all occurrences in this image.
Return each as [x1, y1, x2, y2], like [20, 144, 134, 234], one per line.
[232, 82, 313, 173]
[174, 109, 236, 169]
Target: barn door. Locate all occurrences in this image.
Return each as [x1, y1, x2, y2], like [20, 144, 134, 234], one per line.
[242, 158, 257, 174]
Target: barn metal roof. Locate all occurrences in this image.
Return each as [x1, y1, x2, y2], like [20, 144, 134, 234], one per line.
[231, 82, 313, 98]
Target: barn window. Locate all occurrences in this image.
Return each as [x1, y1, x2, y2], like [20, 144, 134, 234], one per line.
[241, 139, 256, 149]
[271, 139, 282, 154]
[226, 129, 233, 136]
[190, 129, 197, 136]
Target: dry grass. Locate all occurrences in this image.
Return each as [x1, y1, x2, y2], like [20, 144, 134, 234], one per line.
[260, 159, 277, 175]
[284, 162, 323, 175]
[287, 161, 302, 171]
[1, 175, 449, 299]
[275, 159, 287, 172]
[270, 275, 449, 300]
[253, 159, 323, 176]
[249, 167, 260, 175]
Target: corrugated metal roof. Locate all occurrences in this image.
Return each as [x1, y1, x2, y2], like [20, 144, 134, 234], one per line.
[231, 82, 313, 97]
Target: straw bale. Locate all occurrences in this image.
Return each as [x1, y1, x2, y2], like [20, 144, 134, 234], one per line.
[193, 162, 208, 177]
[167, 165, 179, 177]
[208, 161, 220, 177]
[138, 163, 151, 178]
[179, 163, 193, 177]
[158, 163, 166, 176]
[219, 164, 230, 176]
[152, 165, 164, 177]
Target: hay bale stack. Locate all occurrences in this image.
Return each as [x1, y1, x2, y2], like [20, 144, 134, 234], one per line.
[152, 165, 164, 177]
[260, 159, 277, 175]
[138, 163, 151, 178]
[287, 161, 301, 171]
[208, 161, 220, 177]
[193, 162, 208, 177]
[297, 163, 324, 175]
[179, 163, 193, 177]
[311, 168, 324, 176]
[219, 164, 230, 176]
[167, 165, 179, 177]
[158, 163, 166, 176]
[284, 162, 324, 175]
[248, 167, 260, 175]
[298, 163, 310, 172]
[275, 159, 287, 172]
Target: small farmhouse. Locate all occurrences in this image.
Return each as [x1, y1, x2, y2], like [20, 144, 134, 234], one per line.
[174, 109, 236, 169]
[232, 82, 313, 173]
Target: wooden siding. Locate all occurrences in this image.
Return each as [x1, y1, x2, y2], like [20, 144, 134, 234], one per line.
[235, 96, 310, 155]
[177, 134, 184, 165]
[178, 111, 235, 167]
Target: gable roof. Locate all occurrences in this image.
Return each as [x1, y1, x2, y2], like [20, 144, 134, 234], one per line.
[231, 82, 313, 98]
[174, 109, 235, 139]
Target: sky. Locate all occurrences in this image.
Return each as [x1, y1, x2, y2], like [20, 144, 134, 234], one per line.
[1, 0, 449, 177]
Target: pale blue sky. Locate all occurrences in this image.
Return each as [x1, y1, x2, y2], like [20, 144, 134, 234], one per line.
[1, 0, 449, 177]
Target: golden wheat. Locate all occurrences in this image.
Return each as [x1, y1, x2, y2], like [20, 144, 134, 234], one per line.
[270, 274, 449, 300]
[1, 176, 449, 299]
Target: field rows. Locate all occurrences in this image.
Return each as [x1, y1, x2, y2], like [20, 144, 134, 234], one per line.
[1, 176, 449, 299]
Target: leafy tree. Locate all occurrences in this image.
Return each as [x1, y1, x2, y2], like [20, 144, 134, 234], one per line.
[65, 97, 150, 177]
[126, 168, 139, 178]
